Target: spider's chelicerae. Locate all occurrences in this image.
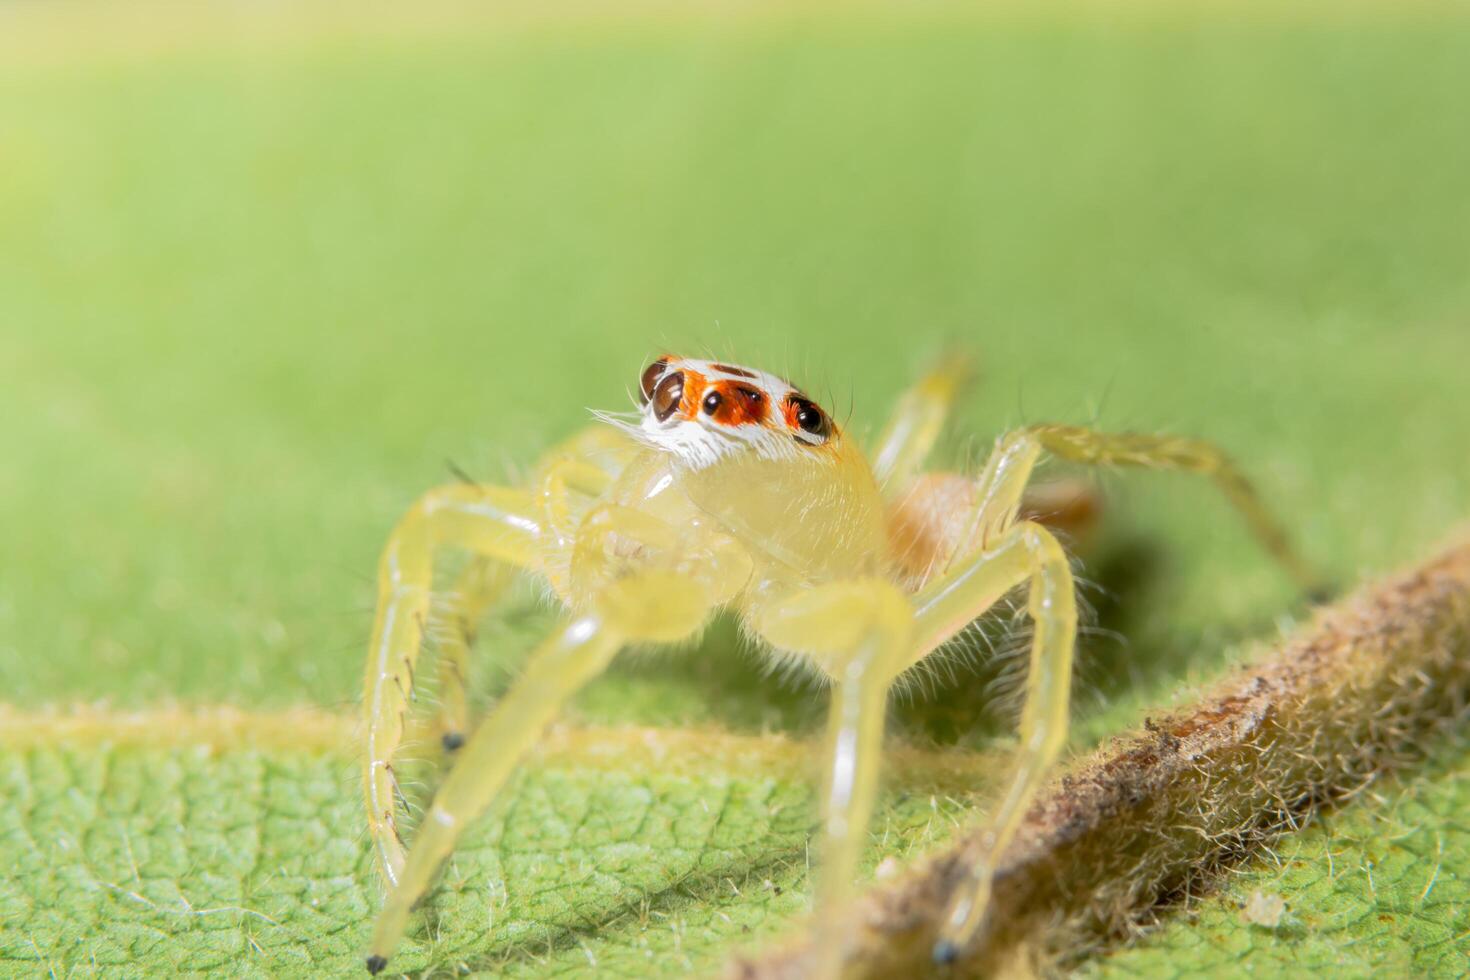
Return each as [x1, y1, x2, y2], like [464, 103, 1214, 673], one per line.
[361, 354, 1314, 976]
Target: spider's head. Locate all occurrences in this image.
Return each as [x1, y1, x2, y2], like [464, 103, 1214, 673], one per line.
[614, 354, 886, 575]
[626, 355, 837, 470]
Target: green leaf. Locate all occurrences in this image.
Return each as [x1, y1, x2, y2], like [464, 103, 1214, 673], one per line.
[0, 715, 988, 976]
[2, 3, 1469, 977]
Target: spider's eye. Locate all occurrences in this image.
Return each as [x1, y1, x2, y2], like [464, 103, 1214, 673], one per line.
[651, 371, 684, 422]
[639, 358, 670, 404]
[788, 395, 832, 444]
[702, 391, 723, 415]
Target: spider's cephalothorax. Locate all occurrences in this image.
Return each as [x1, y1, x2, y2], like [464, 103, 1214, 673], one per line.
[361, 352, 1316, 977]
[602, 355, 890, 589]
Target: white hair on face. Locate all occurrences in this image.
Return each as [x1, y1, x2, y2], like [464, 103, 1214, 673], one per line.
[595, 358, 830, 471]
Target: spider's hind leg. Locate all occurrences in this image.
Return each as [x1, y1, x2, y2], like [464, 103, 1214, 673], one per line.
[968, 424, 1320, 593]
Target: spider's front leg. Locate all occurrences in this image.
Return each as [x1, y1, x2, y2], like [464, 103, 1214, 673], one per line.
[364, 484, 542, 888]
[905, 521, 1079, 965]
[751, 579, 915, 979]
[429, 428, 636, 755]
[432, 556, 514, 751]
[364, 506, 752, 975]
[431, 429, 638, 749]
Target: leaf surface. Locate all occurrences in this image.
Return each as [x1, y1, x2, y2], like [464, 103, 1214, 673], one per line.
[0, 715, 988, 976]
[2, 4, 1469, 977]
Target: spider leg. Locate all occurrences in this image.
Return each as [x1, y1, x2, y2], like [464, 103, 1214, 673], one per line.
[365, 511, 751, 975]
[962, 424, 1319, 592]
[363, 484, 541, 888]
[887, 472, 1102, 586]
[433, 557, 514, 751]
[751, 579, 914, 980]
[366, 612, 620, 975]
[905, 521, 1078, 965]
[870, 350, 976, 492]
[432, 426, 637, 751]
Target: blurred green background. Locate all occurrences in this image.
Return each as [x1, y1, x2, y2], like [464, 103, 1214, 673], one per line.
[2, 2, 1469, 976]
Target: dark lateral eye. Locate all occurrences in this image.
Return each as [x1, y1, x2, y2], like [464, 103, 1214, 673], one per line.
[790, 396, 832, 442]
[639, 358, 670, 404]
[652, 371, 684, 422]
[702, 391, 723, 414]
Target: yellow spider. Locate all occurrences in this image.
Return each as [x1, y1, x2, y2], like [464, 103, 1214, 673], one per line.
[361, 354, 1313, 976]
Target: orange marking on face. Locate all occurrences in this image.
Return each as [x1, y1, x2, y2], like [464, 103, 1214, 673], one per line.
[677, 369, 708, 420]
[701, 381, 770, 427]
[780, 398, 800, 430]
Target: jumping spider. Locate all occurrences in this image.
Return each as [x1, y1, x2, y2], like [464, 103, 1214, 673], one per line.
[361, 354, 1313, 975]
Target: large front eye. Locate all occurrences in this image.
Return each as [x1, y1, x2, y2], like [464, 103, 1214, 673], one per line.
[788, 395, 832, 444]
[639, 357, 669, 404]
[651, 371, 684, 422]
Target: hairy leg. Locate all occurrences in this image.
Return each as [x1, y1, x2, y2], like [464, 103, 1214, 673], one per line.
[433, 557, 514, 751]
[366, 612, 620, 975]
[962, 424, 1318, 591]
[870, 351, 975, 491]
[431, 428, 638, 749]
[365, 511, 752, 974]
[907, 521, 1078, 963]
[363, 484, 542, 888]
[430, 426, 636, 749]
[752, 580, 914, 980]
